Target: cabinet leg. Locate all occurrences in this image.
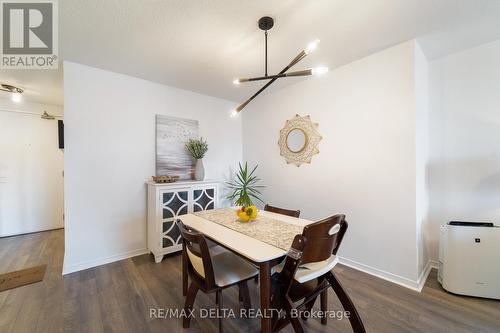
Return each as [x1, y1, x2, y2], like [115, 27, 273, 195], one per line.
[154, 255, 163, 263]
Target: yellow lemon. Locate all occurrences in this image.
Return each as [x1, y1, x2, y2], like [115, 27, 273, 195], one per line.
[238, 211, 250, 222]
[235, 206, 258, 222]
[246, 206, 258, 219]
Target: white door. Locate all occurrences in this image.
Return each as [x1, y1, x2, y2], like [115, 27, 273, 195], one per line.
[0, 111, 64, 237]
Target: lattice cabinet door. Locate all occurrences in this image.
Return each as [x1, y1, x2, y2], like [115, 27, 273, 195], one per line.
[192, 186, 217, 212]
[159, 188, 188, 255]
[147, 181, 219, 263]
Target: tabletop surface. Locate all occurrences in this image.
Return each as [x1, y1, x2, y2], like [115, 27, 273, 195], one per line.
[179, 209, 313, 263]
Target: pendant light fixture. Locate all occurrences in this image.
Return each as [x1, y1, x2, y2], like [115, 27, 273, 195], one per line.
[0, 84, 23, 103]
[232, 16, 328, 115]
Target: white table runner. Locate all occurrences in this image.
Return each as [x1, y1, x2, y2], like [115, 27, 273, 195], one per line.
[194, 208, 305, 251]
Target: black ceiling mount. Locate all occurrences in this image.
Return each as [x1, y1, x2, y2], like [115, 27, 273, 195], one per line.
[258, 16, 274, 31]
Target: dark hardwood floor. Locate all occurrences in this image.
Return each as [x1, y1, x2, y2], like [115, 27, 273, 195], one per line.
[1, 229, 499, 333]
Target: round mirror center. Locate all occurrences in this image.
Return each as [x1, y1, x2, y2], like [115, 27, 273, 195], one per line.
[287, 128, 307, 153]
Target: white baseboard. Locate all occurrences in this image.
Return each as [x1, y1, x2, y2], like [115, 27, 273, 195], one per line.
[338, 257, 437, 292]
[62, 248, 149, 275]
[416, 260, 438, 291]
[1, 225, 64, 238]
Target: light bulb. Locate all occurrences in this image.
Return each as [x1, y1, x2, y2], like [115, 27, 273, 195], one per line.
[233, 79, 240, 85]
[230, 110, 239, 118]
[305, 39, 320, 54]
[11, 92, 22, 103]
[311, 67, 328, 76]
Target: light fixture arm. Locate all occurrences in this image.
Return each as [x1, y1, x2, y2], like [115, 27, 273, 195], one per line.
[288, 50, 307, 68]
[235, 49, 307, 112]
[239, 69, 314, 83]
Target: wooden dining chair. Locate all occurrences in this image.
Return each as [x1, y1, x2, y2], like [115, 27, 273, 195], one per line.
[177, 220, 258, 333]
[264, 204, 301, 218]
[269, 214, 366, 333]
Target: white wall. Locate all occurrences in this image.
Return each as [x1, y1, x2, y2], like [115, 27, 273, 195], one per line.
[63, 61, 241, 274]
[242, 41, 428, 287]
[415, 43, 430, 277]
[427, 40, 500, 260]
[0, 100, 64, 237]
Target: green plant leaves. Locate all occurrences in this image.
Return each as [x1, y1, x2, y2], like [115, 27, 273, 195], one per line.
[226, 162, 265, 207]
[185, 137, 209, 159]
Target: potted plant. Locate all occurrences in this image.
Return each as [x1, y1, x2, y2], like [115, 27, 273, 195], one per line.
[227, 162, 265, 222]
[185, 137, 209, 181]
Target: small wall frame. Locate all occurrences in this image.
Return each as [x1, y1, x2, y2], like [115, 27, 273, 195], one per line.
[278, 114, 322, 166]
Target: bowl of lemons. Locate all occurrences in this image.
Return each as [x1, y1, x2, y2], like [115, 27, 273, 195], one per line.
[236, 206, 258, 222]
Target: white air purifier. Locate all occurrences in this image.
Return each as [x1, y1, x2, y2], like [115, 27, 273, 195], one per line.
[439, 221, 500, 299]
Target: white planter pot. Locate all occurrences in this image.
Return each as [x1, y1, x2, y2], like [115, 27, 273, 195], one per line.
[194, 159, 205, 181]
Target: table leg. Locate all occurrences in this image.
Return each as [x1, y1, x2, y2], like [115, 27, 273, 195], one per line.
[259, 261, 272, 333]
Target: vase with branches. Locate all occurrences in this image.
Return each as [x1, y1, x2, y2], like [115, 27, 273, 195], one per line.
[185, 137, 208, 180]
[227, 162, 265, 222]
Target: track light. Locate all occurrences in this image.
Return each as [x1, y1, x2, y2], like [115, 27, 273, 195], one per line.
[233, 79, 240, 85]
[1, 84, 23, 103]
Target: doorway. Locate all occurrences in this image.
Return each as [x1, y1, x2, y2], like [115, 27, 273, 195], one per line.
[0, 105, 64, 237]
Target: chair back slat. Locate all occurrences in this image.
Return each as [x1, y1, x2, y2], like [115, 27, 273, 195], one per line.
[301, 214, 347, 264]
[264, 204, 301, 218]
[177, 220, 216, 290]
[186, 246, 206, 278]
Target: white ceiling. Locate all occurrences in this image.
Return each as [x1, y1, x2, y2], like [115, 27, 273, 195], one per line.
[1, 0, 500, 107]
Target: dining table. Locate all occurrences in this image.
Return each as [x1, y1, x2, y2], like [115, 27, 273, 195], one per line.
[179, 208, 314, 333]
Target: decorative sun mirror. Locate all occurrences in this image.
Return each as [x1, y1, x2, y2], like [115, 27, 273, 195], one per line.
[278, 114, 322, 166]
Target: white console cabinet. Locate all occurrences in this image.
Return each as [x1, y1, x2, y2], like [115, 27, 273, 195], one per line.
[147, 180, 219, 263]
